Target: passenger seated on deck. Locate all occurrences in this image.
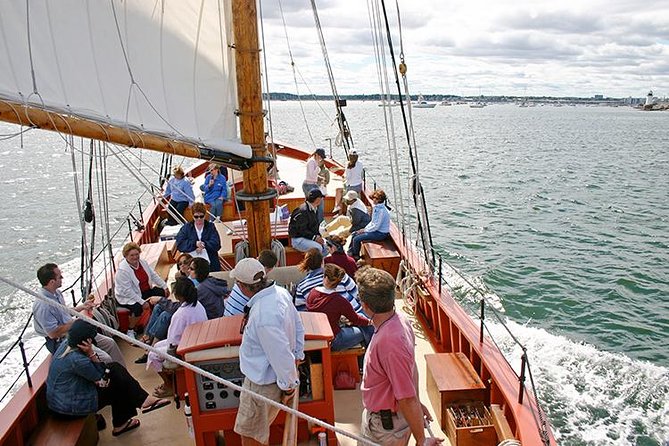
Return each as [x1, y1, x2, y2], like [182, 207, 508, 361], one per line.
[343, 190, 371, 233]
[33, 263, 125, 366]
[164, 165, 195, 226]
[324, 235, 358, 278]
[175, 202, 222, 272]
[47, 320, 170, 437]
[288, 188, 328, 257]
[224, 249, 278, 316]
[200, 163, 228, 222]
[307, 264, 372, 351]
[148, 278, 207, 398]
[348, 189, 391, 260]
[174, 253, 193, 281]
[189, 257, 227, 319]
[115, 242, 170, 335]
[294, 249, 360, 312]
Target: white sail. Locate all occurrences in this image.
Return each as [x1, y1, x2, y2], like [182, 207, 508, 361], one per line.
[0, 0, 250, 158]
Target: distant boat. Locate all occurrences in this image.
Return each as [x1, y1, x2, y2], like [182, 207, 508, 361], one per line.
[440, 100, 452, 106]
[378, 100, 401, 107]
[470, 101, 486, 108]
[413, 94, 437, 108]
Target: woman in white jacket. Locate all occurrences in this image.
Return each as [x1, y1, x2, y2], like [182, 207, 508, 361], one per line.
[115, 242, 170, 334]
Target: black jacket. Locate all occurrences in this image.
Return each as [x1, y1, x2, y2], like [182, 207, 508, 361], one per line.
[289, 203, 320, 239]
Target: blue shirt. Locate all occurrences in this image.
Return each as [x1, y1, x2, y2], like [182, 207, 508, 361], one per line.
[239, 284, 305, 390]
[224, 284, 248, 316]
[165, 176, 195, 204]
[33, 288, 72, 339]
[364, 203, 391, 234]
[200, 173, 228, 204]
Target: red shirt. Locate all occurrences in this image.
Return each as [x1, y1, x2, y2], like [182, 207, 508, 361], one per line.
[324, 252, 358, 278]
[306, 287, 369, 337]
[133, 265, 150, 292]
[361, 313, 417, 412]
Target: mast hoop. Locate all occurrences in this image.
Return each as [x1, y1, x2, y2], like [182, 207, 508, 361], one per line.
[235, 188, 278, 202]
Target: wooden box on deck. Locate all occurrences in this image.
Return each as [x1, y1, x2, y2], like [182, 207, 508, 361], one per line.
[360, 239, 400, 277]
[444, 401, 497, 446]
[425, 353, 487, 429]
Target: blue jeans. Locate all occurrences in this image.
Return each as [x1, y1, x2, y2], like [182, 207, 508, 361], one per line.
[208, 198, 224, 222]
[331, 326, 366, 351]
[167, 200, 188, 225]
[146, 305, 172, 341]
[291, 237, 328, 257]
[348, 231, 388, 258]
[302, 182, 324, 223]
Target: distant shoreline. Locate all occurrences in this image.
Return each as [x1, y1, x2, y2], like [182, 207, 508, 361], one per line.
[266, 92, 657, 106]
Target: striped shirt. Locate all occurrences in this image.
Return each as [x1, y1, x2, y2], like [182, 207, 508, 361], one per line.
[223, 284, 248, 316]
[294, 269, 364, 316]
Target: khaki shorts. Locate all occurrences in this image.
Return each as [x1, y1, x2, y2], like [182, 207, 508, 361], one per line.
[358, 408, 411, 446]
[234, 378, 283, 444]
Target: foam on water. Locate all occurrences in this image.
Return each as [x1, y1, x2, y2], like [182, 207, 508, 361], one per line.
[485, 319, 669, 446]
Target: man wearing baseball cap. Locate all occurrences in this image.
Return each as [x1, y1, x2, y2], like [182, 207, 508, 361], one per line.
[288, 188, 329, 256]
[232, 258, 305, 445]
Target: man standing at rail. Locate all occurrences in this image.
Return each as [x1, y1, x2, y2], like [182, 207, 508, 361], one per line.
[33, 263, 126, 366]
[356, 267, 442, 446]
[232, 258, 305, 446]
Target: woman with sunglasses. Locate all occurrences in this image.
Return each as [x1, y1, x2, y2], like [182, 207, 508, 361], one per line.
[175, 202, 222, 272]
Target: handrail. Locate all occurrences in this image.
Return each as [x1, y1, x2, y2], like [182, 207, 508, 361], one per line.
[427, 247, 551, 446]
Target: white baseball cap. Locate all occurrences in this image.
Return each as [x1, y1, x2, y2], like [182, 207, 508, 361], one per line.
[230, 258, 265, 285]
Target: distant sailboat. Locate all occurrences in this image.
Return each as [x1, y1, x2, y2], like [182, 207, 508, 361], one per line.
[413, 94, 437, 108]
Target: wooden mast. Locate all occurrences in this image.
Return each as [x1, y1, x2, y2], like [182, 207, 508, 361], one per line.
[231, 0, 272, 257]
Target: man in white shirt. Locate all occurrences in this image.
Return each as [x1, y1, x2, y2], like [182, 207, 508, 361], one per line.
[232, 258, 305, 445]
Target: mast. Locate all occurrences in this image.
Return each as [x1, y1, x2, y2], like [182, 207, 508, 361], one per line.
[231, 0, 274, 257]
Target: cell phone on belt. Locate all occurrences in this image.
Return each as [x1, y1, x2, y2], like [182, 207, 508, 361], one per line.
[380, 409, 394, 430]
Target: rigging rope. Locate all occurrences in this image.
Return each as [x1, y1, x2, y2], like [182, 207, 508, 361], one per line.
[308, 0, 354, 155]
[0, 275, 379, 446]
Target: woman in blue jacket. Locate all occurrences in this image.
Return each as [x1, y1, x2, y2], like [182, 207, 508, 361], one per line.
[347, 189, 391, 259]
[175, 202, 222, 271]
[46, 320, 169, 436]
[200, 163, 228, 222]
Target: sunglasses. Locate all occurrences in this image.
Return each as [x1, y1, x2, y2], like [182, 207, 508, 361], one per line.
[193, 214, 205, 219]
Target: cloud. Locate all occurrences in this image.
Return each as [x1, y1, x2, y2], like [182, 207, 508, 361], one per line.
[257, 0, 669, 97]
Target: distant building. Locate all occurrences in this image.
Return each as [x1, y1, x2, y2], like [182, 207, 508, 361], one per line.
[593, 94, 604, 100]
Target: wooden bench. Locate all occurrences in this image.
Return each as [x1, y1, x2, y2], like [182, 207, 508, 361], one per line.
[361, 238, 400, 277]
[330, 347, 366, 385]
[28, 413, 98, 446]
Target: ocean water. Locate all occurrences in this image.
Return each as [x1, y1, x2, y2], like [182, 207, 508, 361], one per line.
[0, 102, 667, 445]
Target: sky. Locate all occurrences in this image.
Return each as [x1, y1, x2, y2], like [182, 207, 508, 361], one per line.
[258, 0, 669, 98]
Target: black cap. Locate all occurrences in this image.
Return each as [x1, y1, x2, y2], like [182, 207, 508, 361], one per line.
[68, 319, 98, 348]
[307, 188, 325, 201]
[314, 148, 326, 159]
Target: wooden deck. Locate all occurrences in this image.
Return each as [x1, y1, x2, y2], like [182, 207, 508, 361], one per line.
[96, 297, 447, 446]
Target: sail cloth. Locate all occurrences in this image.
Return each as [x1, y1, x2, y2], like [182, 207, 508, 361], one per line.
[0, 0, 251, 159]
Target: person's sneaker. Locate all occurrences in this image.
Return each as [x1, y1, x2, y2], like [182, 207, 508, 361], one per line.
[126, 329, 136, 339]
[134, 354, 148, 364]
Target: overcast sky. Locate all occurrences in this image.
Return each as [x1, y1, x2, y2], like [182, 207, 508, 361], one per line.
[258, 0, 669, 98]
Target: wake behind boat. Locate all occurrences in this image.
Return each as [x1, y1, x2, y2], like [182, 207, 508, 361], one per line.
[0, 1, 554, 446]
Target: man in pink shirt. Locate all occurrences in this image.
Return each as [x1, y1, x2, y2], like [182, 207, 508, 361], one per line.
[356, 267, 443, 446]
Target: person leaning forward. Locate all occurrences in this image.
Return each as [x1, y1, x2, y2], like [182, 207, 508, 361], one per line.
[356, 267, 443, 446]
[33, 263, 126, 366]
[289, 188, 328, 257]
[232, 258, 305, 446]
